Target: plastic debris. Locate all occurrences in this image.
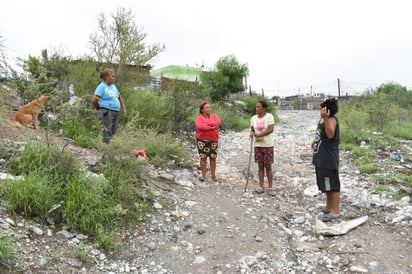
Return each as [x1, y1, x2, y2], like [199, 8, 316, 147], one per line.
[133, 148, 149, 160]
[315, 213, 368, 236]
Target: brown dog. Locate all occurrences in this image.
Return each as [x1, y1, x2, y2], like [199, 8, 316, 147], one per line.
[13, 95, 50, 129]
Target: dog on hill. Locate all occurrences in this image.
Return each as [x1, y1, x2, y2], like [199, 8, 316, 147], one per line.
[13, 95, 50, 129]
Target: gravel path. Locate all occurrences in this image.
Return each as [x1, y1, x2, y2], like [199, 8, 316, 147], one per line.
[107, 110, 411, 273]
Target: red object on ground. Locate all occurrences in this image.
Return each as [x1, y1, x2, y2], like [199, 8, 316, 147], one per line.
[133, 148, 149, 160]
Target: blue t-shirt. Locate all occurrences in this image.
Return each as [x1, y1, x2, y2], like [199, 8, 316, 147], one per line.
[94, 82, 121, 111]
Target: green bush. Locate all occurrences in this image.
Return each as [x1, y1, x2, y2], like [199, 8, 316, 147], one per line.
[339, 105, 370, 144]
[50, 99, 102, 149]
[358, 163, 380, 174]
[0, 141, 157, 248]
[374, 185, 391, 192]
[0, 232, 20, 269]
[241, 95, 278, 121]
[108, 124, 187, 168]
[372, 174, 384, 182]
[74, 243, 91, 263]
[351, 146, 375, 160]
[374, 184, 408, 201]
[124, 90, 169, 131]
[389, 174, 412, 186]
[60, 119, 101, 149]
[2, 175, 60, 222]
[340, 143, 354, 151]
[96, 226, 123, 251]
[5, 143, 80, 183]
[64, 176, 117, 235]
[389, 123, 412, 140]
[391, 192, 408, 201]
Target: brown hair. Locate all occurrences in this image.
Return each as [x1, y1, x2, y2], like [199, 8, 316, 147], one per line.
[199, 101, 209, 114]
[258, 100, 268, 110]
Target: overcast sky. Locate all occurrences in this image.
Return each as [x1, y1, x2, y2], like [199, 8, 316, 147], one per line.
[2, 0, 412, 97]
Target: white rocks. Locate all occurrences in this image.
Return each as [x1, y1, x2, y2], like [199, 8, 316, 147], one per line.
[29, 225, 43, 235]
[350, 265, 368, 272]
[193, 255, 206, 264]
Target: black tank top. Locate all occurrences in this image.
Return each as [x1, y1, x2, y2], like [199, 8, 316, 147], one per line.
[312, 117, 339, 170]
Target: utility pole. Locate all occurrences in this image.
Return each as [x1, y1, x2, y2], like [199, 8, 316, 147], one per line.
[337, 78, 341, 99]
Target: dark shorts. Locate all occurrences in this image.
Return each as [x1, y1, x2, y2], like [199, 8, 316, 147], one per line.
[315, 166, 340, 192]
[197, 139, 218, 159]
[254, 146, 274, 164]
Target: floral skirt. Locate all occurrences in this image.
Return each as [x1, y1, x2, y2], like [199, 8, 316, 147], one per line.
[197, 139, 218, 159]
[254, 146, 274, 164]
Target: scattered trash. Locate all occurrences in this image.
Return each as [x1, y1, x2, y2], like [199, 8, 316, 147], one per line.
[314, 213, 368, 236]
[303, 185, 321, 197]
[0, 172, 23, 181]
[378, 152, 404, 162]
[133, 148, 149, 160]
[69, 84, 77, 105]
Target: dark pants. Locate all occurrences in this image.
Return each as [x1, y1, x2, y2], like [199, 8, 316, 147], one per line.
[315, 166, 340, 192]
[98, 108, 119, 144]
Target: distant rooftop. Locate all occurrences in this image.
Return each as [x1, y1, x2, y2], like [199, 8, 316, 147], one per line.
[150, 65, 203, 83]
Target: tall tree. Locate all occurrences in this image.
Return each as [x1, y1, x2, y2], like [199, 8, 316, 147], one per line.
[376, 82, 412, 109]
[202, 55, 249, 102]
[88, 7, 165, 87]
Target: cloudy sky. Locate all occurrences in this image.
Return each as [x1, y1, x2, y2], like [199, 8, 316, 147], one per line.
[1, 0, 411, 97]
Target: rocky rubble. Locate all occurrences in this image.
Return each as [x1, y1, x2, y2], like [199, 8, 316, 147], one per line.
[0, 110, 411, 273]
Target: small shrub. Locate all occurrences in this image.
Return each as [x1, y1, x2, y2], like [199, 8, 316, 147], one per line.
[0, 232, 20, 269]
[372, 174, 384, 182]
[368, 134, 398, 150]
[108, 125, 187, 168]
[96, 226, 123, 252]
[351, 146, 375, 159]
[2, 175, 60, 222]
[75, 243, 91, 263]
[391, 192, 408, 201]
[59, 120, 100, 149]
[389, 174, 412, 186]
[340, 143, 354, 151]
[5, 142, 80, 183]
[374, 185, 391, 192]
[390, 123, 412, 140]
[63, 177, 118, 236]
[358, 164, 380, 174]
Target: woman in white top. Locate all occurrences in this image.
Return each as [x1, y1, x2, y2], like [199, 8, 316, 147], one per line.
[250, 100, 275, 195]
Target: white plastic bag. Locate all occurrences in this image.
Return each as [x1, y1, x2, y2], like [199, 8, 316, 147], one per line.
[314, 213, 368, 236]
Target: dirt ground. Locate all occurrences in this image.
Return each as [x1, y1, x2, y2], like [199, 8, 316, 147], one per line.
[0, 92, 411, 273]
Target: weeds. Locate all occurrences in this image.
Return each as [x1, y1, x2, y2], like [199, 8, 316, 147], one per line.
[2, 175, 60, 222]
[74, 243, 91, 263]
[358, 163, 381, 174]
[0, 232, 20, 269]
[0, 141, 156, 248]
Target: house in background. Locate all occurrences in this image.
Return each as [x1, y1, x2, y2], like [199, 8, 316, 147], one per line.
[149, 65, 204, 92]
[150, 65, 204, 83]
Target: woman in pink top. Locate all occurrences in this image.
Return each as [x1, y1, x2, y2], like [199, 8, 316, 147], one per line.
[195, 101, 221, 182]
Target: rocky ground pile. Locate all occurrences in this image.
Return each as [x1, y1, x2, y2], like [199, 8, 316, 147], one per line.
[0, 110, 411, 273]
